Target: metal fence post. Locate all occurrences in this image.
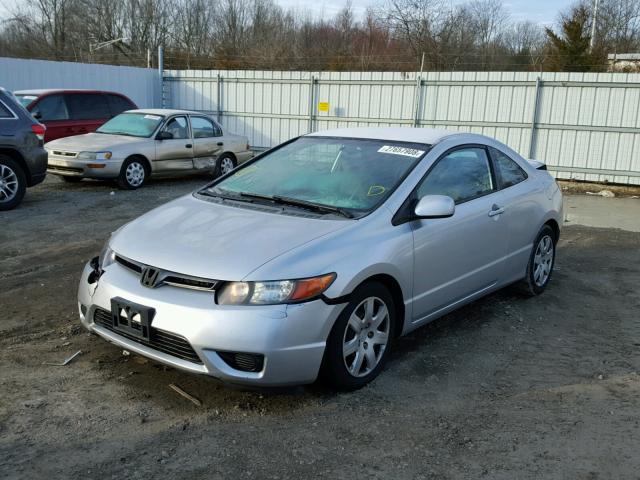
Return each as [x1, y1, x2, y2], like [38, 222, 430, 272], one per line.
[308, 75, 316, 133]
[414, 53, 425, 127]
[157, 46, 164, 108]
[528, 76, 542, 159]
[216, 73, 222, 123]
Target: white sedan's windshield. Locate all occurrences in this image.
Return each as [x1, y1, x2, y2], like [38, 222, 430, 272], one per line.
[207, 137, 429, 214]
[97, 112, 164, 137]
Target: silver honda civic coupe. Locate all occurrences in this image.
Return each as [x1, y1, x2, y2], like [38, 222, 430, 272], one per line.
[78, 127, 563, 389]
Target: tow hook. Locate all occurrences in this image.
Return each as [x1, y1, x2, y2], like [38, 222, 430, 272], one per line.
[87, 256, 102, 284]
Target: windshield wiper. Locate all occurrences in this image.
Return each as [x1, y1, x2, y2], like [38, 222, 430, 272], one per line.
[239, 192, 353, 218]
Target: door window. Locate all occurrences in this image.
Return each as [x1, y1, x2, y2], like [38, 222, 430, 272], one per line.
[65, 94, 110, 120]
[33, 94, 69, 121]
[191, 116, 216, 138]
[107, 95, 135, 116]
[417, 147, 494, 203]
[490, 147, 528, 189]
[162, 116, 189, 139]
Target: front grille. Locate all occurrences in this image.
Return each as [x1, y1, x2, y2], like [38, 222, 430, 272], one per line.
[115, 254, 218, 291]
[93, 308, 202, 364]
[51, 150, 78, 158]
[48, 165, 83, 173]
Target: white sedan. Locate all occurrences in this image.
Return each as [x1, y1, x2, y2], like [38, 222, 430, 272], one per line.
[45, 109, 253, 189]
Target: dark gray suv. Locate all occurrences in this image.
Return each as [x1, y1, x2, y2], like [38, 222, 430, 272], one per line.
[0, 88, 47, 210]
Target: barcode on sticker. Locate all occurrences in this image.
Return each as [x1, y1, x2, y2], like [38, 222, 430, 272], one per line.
[378, 146, 425, 158]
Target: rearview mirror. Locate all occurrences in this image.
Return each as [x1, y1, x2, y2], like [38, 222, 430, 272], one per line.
[414, 195, 455, 219]
[156, 131, 173, 140]
[32, 111, 42, 120]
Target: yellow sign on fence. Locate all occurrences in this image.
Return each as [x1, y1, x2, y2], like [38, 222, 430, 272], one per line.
[318, 102, 330, 112]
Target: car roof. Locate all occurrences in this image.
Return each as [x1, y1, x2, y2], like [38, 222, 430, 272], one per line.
[306, 127, 465, 145]
[13, 89, 128, 96]
[126, 108, 212, 116]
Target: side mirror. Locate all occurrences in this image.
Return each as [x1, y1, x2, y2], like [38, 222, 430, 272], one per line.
[156, 131, 173, 140]
[414, 195, 455, 219]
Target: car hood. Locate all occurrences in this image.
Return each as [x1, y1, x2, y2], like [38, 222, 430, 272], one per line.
[109, 194, 352, 280]
[45, 132, 146, 151]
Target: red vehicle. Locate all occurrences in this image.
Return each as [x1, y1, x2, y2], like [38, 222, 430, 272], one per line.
[13, 89, 137, 142]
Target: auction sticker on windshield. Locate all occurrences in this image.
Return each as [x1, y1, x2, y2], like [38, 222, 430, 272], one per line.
[377, 146, 425, 158]
[144, 115, 162, 120]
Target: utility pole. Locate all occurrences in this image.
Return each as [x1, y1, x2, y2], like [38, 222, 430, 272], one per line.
[589, 0, 599, 51]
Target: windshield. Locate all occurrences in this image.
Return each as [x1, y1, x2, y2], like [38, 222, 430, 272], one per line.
[205, 137, 428, 215]
[96, 112, 164, 137]
[14, 94, 38, 108]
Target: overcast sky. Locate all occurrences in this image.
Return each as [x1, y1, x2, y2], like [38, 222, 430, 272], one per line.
[276, 0, 574, 25]
[0, 0, 575, 26]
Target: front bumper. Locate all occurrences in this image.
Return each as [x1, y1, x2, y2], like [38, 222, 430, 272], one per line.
[47, 154, 123, 179]
[77, 261, 343, 386]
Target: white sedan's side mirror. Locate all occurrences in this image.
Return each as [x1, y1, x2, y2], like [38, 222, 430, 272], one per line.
[414, 195, 455, 219]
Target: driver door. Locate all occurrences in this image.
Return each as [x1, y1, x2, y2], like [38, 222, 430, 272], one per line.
[154, 115, 194, 172]
[411, 146, 508, 324]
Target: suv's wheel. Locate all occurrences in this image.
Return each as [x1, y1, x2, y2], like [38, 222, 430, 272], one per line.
[517, 224, 557, 296]
[215, 153, 236, 177]
[0, 155, 26, 211]
[117, 157, 148, 190]
[321, 282, 396, 390]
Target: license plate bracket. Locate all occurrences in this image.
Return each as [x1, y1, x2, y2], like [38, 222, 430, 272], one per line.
[110, 297, 155, 341]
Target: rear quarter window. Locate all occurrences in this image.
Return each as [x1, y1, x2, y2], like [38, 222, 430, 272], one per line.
[65, 93, 111, 120]
[107, 94, 136, 116]
[490, 147, 528, 189]
[0, 101, 14, 118]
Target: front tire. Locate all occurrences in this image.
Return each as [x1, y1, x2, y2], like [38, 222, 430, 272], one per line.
[117, 157, 148, 190]
[0, 155, 26, 211]
[517, 224, 557, 296]
[321, 282, 396, 390]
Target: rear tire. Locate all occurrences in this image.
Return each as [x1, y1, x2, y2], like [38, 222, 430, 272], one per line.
[516, 224, 557, 296]
[0, 155, 26, 211]
[117, 157, 148, 190]
[215, 153, 236, 177]
[321, 282, 396, 390]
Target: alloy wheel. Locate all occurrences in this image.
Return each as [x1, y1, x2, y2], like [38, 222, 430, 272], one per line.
[533, 234, 554, 287]
[342, 296, 390, 378]
[0, 164, 19, 202]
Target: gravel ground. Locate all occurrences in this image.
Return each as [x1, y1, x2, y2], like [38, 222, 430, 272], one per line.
[1, 176, 639, 479]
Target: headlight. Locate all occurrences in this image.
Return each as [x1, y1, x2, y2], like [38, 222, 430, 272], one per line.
[217, 273, 336, 305]
[77, 151, 112, 161]
[98, 243, 116, 270]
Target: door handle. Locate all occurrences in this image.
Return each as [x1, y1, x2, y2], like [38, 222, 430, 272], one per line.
[488, 204, 505, 217]
[185, 144, 192, 148]
[217, 142, 223, 146]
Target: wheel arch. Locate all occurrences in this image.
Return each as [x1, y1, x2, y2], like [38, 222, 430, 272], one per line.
[124, 153, 151, 173]
[544, 218, 560, 242]
[0, 148, 31, 184]
[333, 273, 406, 339]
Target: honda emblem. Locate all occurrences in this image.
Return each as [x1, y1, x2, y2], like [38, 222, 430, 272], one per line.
[140, 267, 161, 288]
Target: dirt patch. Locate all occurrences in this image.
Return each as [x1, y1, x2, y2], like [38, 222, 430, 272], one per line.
[1, 176, 639, 479]
[558, 179, 640, 198]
